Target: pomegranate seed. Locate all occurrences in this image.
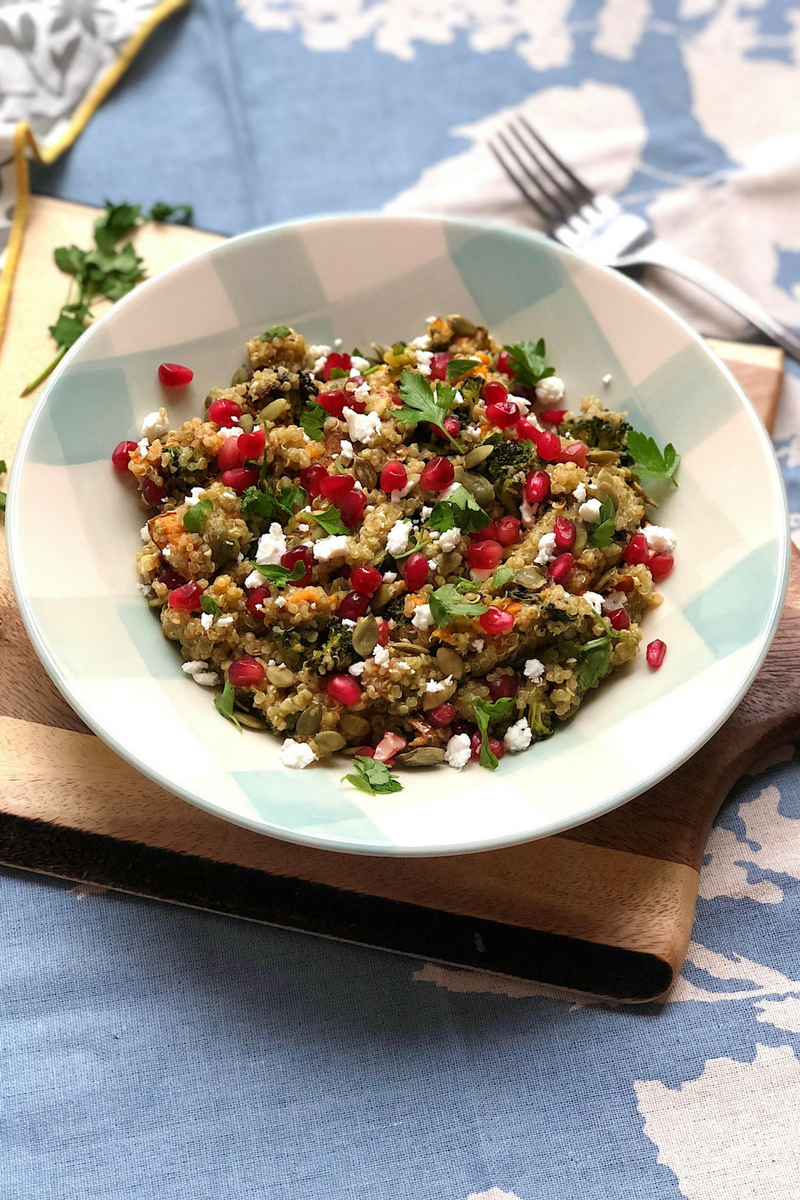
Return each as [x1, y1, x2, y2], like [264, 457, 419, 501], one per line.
[554, 517, 576, 551]
[558, 442, 588, 468]
[339, 486, 367, 528]
[228, 655, 265, 688]
[338, 590, 371, 621]
[300, 464, 328, 499]
[381, 461, 408, 493]
[479, 606, 515, 635]
[280, 546, 313, 586]
[157, 566, 185, 590]
[246, 585, 269, 617]
[608, 607, 630, 631]
[322, 352, 352, 381]
[375, 732, 407, 762]
[208, 398, 242, 427]
[428, 702, 456, 728]
[112, 440, 137, 470]
[345, 394, 366, 414]
[516, 419, 541, 443]
[470, 731, 504, 762]
[649, 553, 674, 580]
[419, 456, 455, 493]
[403, 552, 429, 591]
[484, 380, 508, 406]
[320, 473, 355, 503]
[467, 540, 503, 572]
[452, 719, 476, 738]
[439, 416, 462, 439]
[167, 581, 202, 611]
[217, 436, 247, 472]
[646, 639, 667, 669]
[539, 408, 566, 425]
[536, 430, 561, 461]
[350, 565, 382, 595]
[354, 746, 375, 758]
[496, 350, 514, 377]
[624, 533, 650, 565]
[317, 390, 346, 418]
[158, 362, 193, 387]
[488, 674, 518, 699]
[474, 522, 499, 543]
[238, 428, 266, 459]
[495, 516, 521, 547]
[550, 553, 574, 585]
[377, 619, 390, 646]
[430, 352, 451, 381]
[326, 673, 362, 705]
[486, 400, 521, 429]
[142, 478, 167, 507]
[525, 469, 550, 504]
[220, 467, 259, 493]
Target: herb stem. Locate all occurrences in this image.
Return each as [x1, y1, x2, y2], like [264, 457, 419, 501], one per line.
[21, 345, 68, 396]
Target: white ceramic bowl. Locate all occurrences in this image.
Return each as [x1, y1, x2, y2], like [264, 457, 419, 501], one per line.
[7, 215, 789, 856]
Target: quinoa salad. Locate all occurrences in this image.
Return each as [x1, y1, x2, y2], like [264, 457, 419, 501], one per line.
[113, 316, 678, 793]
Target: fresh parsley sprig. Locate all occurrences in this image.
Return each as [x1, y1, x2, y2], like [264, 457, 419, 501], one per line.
[248, 560, 306, 588]
[392, 528, 432, 562]
[588, 496, 616, 549]
[309, 507, 349, 537]
[343, 756, 403, 796]
[183, 499, 213, 533]
[394, 371, 464, 452]
[429, 582, 488, 628]
[626, 431, 680, 486]
[200, 595, 220, 617]
[241, 484, 307, 523]
[429, 485, 489, 535]
[261, 325, 291, 339]
[299, 401, 327, 442]
[214, 679, 243, 731]
[502, 338, 555, 388]
[472, 697, 515, 770]
[570, 616, 635, 691]
[490, 566, 514, 591]
[446, 358, 480, 382]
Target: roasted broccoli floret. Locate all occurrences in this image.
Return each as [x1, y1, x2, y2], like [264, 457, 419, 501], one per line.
[527, 693, 554, 741]
[306, 620, 354, 672]
[457, 375, 483, 406]
[479, 438, 540, 503]
[560, 416, 631, 455]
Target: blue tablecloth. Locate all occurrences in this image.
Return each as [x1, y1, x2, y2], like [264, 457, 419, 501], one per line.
[11, 2, 800, 1195]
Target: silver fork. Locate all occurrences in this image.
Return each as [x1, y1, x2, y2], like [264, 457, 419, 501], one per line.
[490, 115, 800, 362]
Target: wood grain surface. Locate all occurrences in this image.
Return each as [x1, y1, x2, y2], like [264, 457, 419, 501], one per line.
[0, 196, 791, 1002]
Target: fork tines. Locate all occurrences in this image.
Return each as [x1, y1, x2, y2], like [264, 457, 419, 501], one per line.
[489, 115, 594, 228]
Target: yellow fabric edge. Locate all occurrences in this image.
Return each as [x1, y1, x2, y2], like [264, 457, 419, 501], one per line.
[0, 0, 190, 349]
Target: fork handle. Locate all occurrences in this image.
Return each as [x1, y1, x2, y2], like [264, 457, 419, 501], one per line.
[624, 240, 800, 363]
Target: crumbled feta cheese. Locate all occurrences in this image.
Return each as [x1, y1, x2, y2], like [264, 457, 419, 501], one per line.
[256, 522, 287, 566]
[298, 523, 310, 532]
[341, 618, 356, 628]
[438, 483, 461, 501]
[425, 675, 454, 693]
[200, 612, 214, 631]
[602, 373, 612, 386]
[348, 661, 366, 676]
[411, 604, 433, 631]
[137, 582, 153, 596]
[414, 349, 433, 375]
[386, 519, 411, 556]
[223, 491, 238, 502]
[534, 532, 557, 566]
[523, 658, 545, 682]
[334, 337, 342, 348]
[351, 356, 370, 372]
[395, 660, 413, 673]
[339, 440, 354, 460]
[603, 591, 628, 612]
[445, 733, 472, 770]
[308, 344, 331, 359]
[382, 572, 397, 583]
[184, 487, 206, 507]
[509, 394, 531, 412]
[182, 660, 219, 687]
[217, 426, 240, 441]
[236, 551, 244, 562]
[313, 356, 327, 374]
[437, 526, 461, 553]
[429, 558, 439, 570]
[372, 644, 390, 667]
[472, 639, 485, 652]
[280, 738, 317, 769]
[137, 437, 149, 455]
[162, 547, 172, 559]
[535, 375, 565, 403]
[410, 334, 432, 350]
[520, 499, 535, 527]
[421, 506, 433, 519]
[425, 314, 436, 324]
[217, 615, 234, 627]
[244, 570, 264, 589]
[353, 381, 371, 400]
[578, 499, 603, 524]
[141, 408, 169, 440]
[470, 568, 493, 583]
[313, 535, 349, 561]
[343, 406, 382, 445]
[573, 482, 587, 504]
[274, 596, 286, 608]
[504, 718, 532, 754]
[583, 591, 604, 615]
[140, 524, 150, 542]
[643, 525, 676, 554]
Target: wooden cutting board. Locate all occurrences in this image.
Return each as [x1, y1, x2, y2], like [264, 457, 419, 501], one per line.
[0, 196, 791, 1003]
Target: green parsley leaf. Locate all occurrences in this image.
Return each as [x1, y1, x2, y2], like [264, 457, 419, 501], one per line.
[394, 371, 464, 452]
[200, 595, 220, 617]
[0, 461, 7, 473]
[343, 756, 403, 796]
[588, 496, 616, 549]
[446, 358, 480, 382]
[280, 484, 308, 512]
[214, 679, 243, 732]
[428, 484, 489, 535]
[300, 401, 327, 442]
[503, 338, 555, 387]
[94, 201, 141, 253]
[429, 583, 488, 628]
[241, 485, 308, 523]
[148, 202, 193, 224]
[574, 636, 612, 691]
[490, 566, 514, 591]
[472, 697, 515, 770]
[391, 528, 432, 562]
[48, 311, 86, 350]
[183, 498, 213, 533]
[328, 367, 348, 380]
[626, 430, 680, 486]
[54, 245, 87, 276]
[309, 507, 349, 537]
[248, 559, 306, 588]
[428, 502, 455, 532]
[261, 325, 291, 339]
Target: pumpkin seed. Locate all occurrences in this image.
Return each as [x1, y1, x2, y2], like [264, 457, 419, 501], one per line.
[422, 679, 457, 710]
[204, 386, 225, 409]
[295, 704, 323, 738]
[339, 713, 371, 739]
[372, 584, 395, 610]
[234, 710, 267, 730]
[594, 468, 619, 509]
[448, 315, 477, 336]
[371, 343, 387, 362]
[573, 524, 588, 555]
[352, 614, 380, 657]
[314, 730, 346, 755]
[587, 449, 619, 466]
[238, 413, 254, 434]
[514, 567, 546, 591]
[259, 397, 288, 423]
[230, 365, 251, 387]
[435, 646, 464, 679]
[330, 576, 352, 593]
[353, 459, 377, 490]
[460, 471, 495, 508]
[395, 746, 446, 767]
[266, 664, 295, 688]
[436, 551, 460, 577]
[212, 537, 237, 562]
[463, 444, 495, 469]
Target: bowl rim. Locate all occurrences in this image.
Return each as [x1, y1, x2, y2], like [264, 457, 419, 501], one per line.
[7, 211, 791, 857]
